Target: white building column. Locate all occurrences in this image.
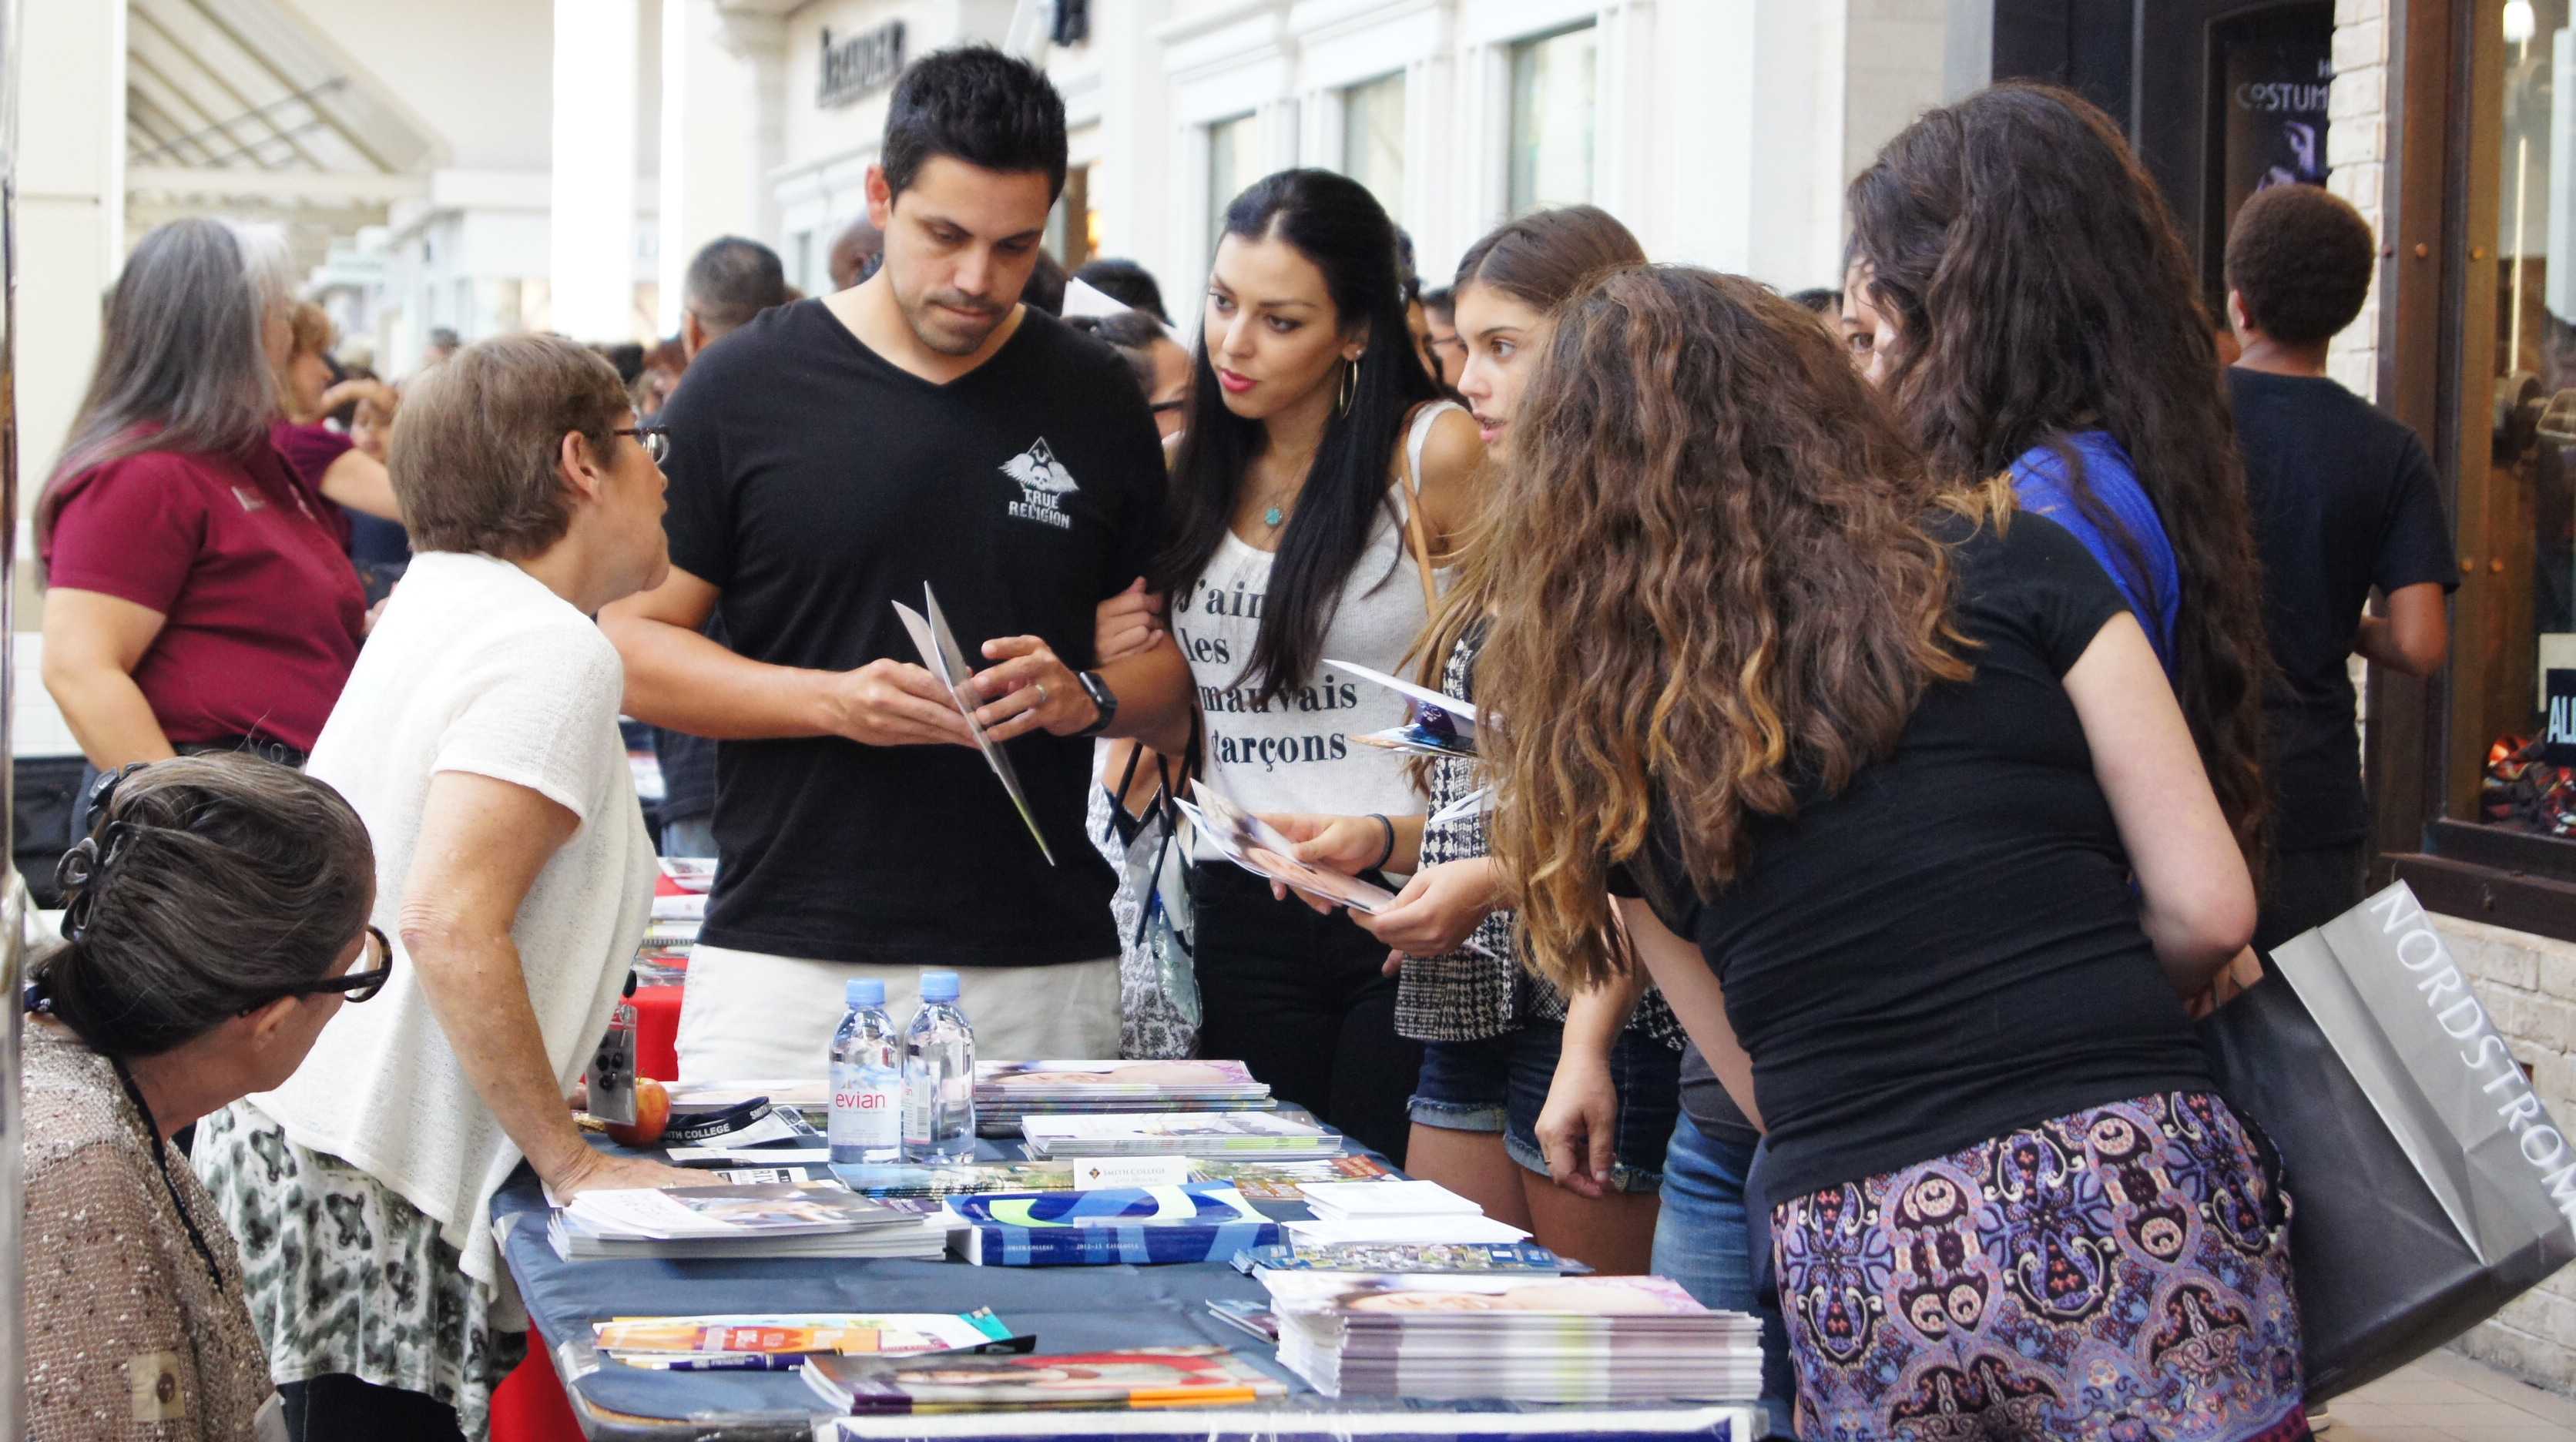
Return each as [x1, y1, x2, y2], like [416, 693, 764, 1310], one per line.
[552, 0, 641, 340]
[18, 0, 124, 504]
[1088, 0, 1172, 284]
[658, 0, 785, 334]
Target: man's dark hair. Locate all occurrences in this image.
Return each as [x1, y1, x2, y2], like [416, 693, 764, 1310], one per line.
[684, 236, 790, 337]
[427, 327, 461, 350]
[1420, 285, 1454, 321]
[881, 45, 1067, 201]
[1025, 250, 1068, 316]
[1788, 287, 1841, 314]
[2225, 183, 2375, 346]
[1074, 257, 1169, 323]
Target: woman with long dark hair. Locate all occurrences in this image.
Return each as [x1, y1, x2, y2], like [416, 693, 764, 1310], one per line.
[1845, 82, 2272, 877]
[1150, 169, 1481, 1165]
[1482, 264, 2298, 1440]
[1262, 206, 1683, 1275]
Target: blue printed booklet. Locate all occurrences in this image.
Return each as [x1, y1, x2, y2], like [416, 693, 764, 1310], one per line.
[943, 1182, 1282, 1267]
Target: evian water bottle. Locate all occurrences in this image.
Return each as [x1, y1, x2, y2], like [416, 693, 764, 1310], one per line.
[903, 971, 976, 1162]
[828, 978, 903, 1165]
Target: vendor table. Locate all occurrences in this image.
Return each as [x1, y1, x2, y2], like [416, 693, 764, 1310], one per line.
[492, 1135, 1764, 1442]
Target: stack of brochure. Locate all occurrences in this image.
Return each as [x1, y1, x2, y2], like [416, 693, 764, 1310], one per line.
[1260, 1273, 1764, 1402]
[974, 1060, 1275, 1136]
[1296, 1180, 1484, 1223]
[805, 1346, 1284, 1414]
[944, 1183, 1283, 1266]
[547, 1183, 947, 1261]
[1021, 1112, 1343, 1161]
[592, 1310, 1023, 1369]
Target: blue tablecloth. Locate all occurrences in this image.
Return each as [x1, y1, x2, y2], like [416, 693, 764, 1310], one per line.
[492, 1136, 1758, 1441]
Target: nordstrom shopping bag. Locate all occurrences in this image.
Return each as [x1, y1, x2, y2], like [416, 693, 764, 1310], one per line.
[2200, 882, 2576, 1400]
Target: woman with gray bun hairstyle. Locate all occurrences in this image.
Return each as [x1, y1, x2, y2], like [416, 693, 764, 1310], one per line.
[21, 752, 383, 1442]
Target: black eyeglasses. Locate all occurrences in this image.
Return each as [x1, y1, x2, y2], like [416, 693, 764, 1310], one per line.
[241, 924, 395, 1012]
[615, 425, 671, 464]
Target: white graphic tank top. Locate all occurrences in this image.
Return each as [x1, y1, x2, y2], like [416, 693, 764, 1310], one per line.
[1178, 403, 1461, 857]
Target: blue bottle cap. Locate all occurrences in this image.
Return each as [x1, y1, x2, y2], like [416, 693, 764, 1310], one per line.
[918, 970, 961, 1002]
[846, 977, 884, 1008]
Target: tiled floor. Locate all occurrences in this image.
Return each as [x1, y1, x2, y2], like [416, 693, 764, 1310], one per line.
[2329, 1350, 2576, 1440]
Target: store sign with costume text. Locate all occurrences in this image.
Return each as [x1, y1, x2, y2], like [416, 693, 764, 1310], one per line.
[819, 22, 906, 109]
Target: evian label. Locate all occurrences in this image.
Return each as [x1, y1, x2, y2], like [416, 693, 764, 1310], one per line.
[1000, 437, 1078, 530]
[2370, 887, 2576, 1223]
[829, 1064, 899, 1151]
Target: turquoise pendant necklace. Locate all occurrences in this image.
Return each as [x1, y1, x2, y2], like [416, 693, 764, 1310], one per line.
[1263, 504, 1285, 527]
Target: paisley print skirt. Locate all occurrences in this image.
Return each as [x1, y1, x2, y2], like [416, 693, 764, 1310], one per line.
[1773, 1092, 2307, 1442]
[191, 1102, 528, 1441]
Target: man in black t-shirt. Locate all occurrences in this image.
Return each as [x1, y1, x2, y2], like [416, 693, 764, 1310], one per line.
[2225, 183, 2457, 951]
[602, 47, 1190, 1079]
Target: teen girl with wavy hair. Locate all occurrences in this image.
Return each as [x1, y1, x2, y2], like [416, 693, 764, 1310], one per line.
[1846, 82, 2272, 882]
[1481, 266, 2305, 1440]
[1263, 206, 1682, 1275]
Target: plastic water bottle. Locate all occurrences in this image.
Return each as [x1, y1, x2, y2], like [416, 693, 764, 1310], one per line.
[903, 971, 976, 1162]
[828, 978, 903, 1165]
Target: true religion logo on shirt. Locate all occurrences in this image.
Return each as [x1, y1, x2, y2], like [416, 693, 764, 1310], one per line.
[999, 438, 1078, 530]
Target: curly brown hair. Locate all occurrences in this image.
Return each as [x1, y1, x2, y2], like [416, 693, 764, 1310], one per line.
[2225, 183, 2376, 345]
[1481, 267, 1984, 991]
[1846, 82, 2271, 884]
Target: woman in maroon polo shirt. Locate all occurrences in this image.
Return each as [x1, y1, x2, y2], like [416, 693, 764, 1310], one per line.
[38, 218, 367, 780]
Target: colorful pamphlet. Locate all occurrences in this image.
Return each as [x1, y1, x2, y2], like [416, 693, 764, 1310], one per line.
[547, 1183, 944, 1261]
[1326, 658, 1481, 759]
[803, 1345, 1286, 1413]
[1178, 781, 1395, 914]
[1230, 1241, 1583, 1276]
[592, 1309, 1021, 1368]
[1022, 1111, 1343, 1160]
[1188, 1154, 1395, 1202]
[893, 583, 1053, 864]
[943, 1183, 1283, 1266]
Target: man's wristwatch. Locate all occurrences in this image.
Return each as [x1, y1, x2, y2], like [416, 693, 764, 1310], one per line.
[1073, 669, 1119, 737]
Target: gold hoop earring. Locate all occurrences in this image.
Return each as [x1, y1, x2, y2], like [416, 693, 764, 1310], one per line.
[1336, 356, 1359, 415]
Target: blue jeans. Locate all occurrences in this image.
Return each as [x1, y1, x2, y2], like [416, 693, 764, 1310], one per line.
[1653, 1112, 1795, 1435]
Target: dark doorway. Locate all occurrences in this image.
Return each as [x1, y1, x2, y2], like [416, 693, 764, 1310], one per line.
[1994, 1, 2336, 306]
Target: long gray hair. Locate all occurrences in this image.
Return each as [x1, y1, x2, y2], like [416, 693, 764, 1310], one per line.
[28, 753, 374, 1059]
[35, 217, 293, 579]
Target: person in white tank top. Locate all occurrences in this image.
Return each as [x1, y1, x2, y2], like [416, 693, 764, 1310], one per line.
[1107, 170, 1482, 1166]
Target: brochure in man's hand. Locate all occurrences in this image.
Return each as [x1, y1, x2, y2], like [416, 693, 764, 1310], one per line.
[1177, 780, 1395, 914]
[892, 583, 1055, 865]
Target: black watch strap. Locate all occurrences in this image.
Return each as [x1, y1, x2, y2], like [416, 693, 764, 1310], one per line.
[1074, 669, 1119, 738]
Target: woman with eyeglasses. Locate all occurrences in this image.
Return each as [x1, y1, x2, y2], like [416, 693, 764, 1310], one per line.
[23, 753, 381, 1441]
[193, 334, 691, 1440]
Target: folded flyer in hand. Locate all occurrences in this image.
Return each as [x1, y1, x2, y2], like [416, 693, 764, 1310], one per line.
[1178, 781, 1394, 915]
[1327, 658, 1480, 759]
[893, 582, 1055, 865]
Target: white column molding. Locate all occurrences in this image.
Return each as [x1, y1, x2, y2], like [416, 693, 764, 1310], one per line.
[552, 0, 642, 340]
[18, 0, 124, 509]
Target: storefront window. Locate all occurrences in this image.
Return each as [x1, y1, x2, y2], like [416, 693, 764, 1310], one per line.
[1343, 72, 1407, 224]
[1207, 113, 1256, 241]
[1507, 24, 1595, 216]
[2463, 0, 2576, 841]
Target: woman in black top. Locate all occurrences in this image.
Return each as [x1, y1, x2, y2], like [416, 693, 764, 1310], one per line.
[1478, 267, 2304, 1441]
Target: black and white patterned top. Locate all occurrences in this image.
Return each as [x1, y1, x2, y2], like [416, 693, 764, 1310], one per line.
[1396, 628, 1682, 1049]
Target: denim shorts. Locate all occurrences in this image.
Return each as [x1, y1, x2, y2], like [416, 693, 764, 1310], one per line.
[1406, 1021, 1682, 1193]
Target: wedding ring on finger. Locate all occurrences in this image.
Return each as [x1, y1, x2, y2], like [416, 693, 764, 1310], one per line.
[1036, 682, 1050, 707]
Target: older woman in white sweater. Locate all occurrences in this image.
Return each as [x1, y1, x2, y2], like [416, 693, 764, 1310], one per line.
[194, 334, 694, 1440]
